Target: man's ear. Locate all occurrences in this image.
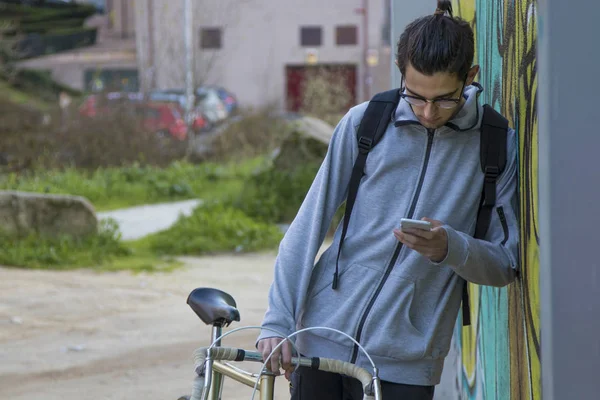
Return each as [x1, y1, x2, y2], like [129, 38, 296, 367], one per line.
[466, 65, 480, 85]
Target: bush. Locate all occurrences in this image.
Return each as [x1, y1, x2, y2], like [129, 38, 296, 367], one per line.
[0, 96, 44, 134]
[0, 19, 18, 77]
[299, 67, 353, 126]
[17, 18, 85, 34]
[54, 113, 185, 168]
[232, 162, 321, 224]
[136, 202, 284, 255]
[0, 109, 188, 172]
[0, 218, 179, 272]
[17, 26, 98, 59]
[11, 69, 81, 100]
[0, 218, 126, 269]
[203, 108, 291, 162]
[1, 2, 96, 23]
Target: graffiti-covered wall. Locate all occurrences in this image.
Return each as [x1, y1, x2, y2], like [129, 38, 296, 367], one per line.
[449, 0, 540, 398]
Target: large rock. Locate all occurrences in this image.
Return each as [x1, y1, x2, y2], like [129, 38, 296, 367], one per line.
[287, 115, 334, 145]
[272, 116, 333, 170]
[0, 191, 98, 238]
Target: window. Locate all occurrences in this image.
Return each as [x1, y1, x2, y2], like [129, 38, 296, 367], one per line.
[200, 27, 222, 49]
[300, 26, 322, 46]
[336, 25, 358, 45]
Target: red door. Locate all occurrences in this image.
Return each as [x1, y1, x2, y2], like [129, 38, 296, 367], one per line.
[285, 64, 357, 112]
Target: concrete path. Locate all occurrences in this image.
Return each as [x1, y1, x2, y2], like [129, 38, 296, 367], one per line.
[97, 199, 202, 240]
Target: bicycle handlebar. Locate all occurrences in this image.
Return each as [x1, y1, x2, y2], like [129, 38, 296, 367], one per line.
[190, 346, 381, 400]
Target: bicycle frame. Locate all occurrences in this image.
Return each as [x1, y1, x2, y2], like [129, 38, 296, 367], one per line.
[205, 325, 275, 400]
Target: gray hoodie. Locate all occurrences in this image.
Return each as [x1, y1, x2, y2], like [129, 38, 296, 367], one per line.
[258, 84, 519, 386]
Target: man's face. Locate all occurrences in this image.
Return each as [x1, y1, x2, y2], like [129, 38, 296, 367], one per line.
[401, 64, 477, 129]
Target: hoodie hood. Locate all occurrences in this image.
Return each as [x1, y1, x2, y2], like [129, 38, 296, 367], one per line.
[393, 82, 484, 132]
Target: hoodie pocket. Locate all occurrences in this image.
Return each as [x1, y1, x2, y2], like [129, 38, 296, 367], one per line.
[359, 274, 427, 361]
[300, 263, 381, 344]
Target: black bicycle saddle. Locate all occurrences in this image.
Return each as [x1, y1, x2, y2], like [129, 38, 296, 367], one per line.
[186, 287, 240, 326]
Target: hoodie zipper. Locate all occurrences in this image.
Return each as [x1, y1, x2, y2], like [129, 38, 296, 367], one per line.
[349, 129, 435, 364]
[497, 206, 509, 245]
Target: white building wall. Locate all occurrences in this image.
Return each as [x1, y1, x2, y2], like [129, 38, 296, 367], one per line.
[135, 0, 390, 109]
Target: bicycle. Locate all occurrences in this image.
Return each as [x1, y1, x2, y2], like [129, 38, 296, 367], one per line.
[182, 287, 383, 400]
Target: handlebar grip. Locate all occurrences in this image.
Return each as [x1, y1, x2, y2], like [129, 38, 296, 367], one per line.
[316, 357, 375, 400]
[193, 346, 243, 373]
[189, 375, 205, 400]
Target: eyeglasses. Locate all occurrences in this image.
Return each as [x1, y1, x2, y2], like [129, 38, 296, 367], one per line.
[400, 78, 466, 110]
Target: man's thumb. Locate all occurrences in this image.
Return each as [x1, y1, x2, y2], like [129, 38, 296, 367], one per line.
[422, 217, 443, 228]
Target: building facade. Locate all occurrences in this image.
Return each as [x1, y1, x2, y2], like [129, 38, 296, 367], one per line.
[134, 0, 392, 110]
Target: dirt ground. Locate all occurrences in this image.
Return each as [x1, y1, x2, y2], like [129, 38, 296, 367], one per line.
[1, 248, 456, 400]
[0, 251, 292, 400]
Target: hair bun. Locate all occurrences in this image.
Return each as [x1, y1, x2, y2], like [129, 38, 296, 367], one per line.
[435, 0, 453, 17]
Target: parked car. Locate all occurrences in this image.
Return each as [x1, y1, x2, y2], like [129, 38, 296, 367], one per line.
[147, 90, 187, 109]
[196, 85, 238, 115]
[137, 102, 189, 141]
[79, 92, 144, 118]
[195, 88, 228, 124]
[149, 87, 230, 126]
[79, 93, 202, 140]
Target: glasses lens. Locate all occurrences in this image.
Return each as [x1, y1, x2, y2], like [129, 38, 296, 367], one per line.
[404, 96, 426, 107]
[437, 100, 459, 109]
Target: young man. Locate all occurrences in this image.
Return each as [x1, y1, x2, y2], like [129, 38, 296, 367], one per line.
[257, 1, 520, 398]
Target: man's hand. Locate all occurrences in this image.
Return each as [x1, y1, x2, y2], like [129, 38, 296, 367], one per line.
[393, 217, 448, 263]
[257, 337, 294, 380]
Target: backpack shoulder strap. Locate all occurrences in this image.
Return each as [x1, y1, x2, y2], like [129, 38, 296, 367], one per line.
[356, 89, 402, 146]
[475, 104, 508, 239]
[462, 104, 509, 326]
[332, 89, 401, 289]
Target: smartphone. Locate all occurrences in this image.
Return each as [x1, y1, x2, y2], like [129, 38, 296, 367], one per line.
[400, 218, 432, 231]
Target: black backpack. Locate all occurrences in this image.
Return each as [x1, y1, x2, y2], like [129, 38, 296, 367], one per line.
[333, 89, 508, 326]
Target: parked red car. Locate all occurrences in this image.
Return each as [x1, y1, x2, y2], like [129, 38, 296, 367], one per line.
[79, 93, 209, 140]
[139, 102, 189, 141]
[79, 92, 144, 118]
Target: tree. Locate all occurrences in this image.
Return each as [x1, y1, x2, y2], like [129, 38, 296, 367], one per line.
[0, 20, 18, 80]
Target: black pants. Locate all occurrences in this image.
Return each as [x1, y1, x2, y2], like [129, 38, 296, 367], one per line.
[290, 367, 435, 400]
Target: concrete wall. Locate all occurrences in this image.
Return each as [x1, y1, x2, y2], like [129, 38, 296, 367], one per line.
[538, 0, 600, 398]
[134, 0, 391, 109]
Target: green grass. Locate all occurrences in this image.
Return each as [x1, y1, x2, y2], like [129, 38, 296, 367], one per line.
[0, 219, 180, 272]
[0, 158, 266, 211]
[133, 202, 284, 256]
[0, 157, 327, 271]
[0, 157, 284, 272]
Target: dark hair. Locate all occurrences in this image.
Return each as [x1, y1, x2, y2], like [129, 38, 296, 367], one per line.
[396, 0, 474, 79]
